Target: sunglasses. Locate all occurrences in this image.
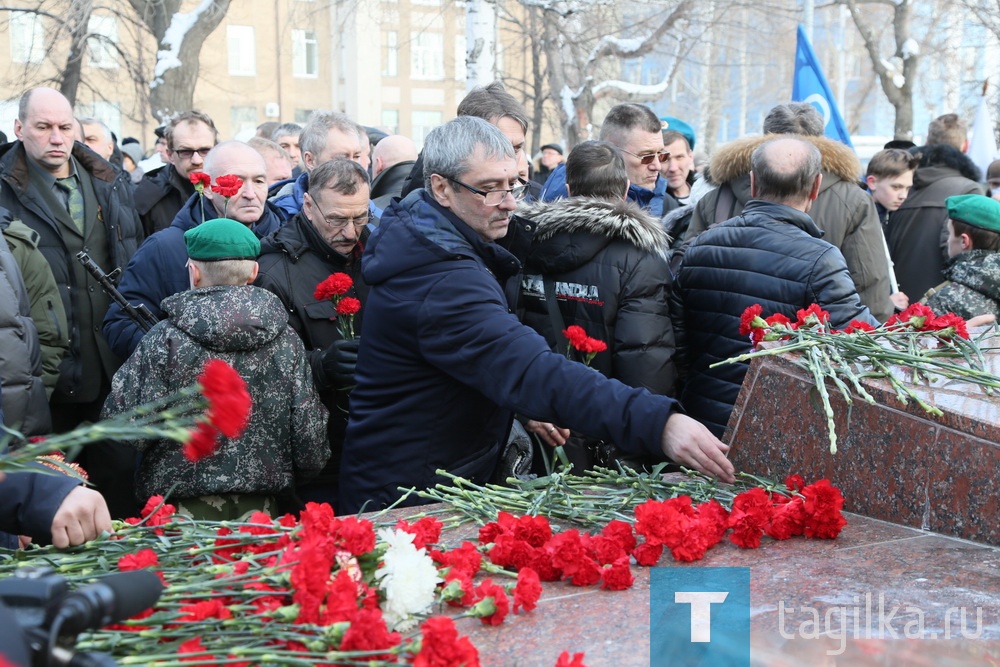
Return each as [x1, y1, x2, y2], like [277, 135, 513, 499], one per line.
[621, 149, 671, 165]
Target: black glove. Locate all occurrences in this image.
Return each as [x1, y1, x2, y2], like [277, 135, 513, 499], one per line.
[321, 338, 360, 389]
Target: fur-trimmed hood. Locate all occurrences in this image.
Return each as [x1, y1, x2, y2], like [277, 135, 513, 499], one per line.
[913, 144, 981, 184]
[706, 134, 862, 186]
[519, 197, 670, 255]
[519, 196, 670, 277]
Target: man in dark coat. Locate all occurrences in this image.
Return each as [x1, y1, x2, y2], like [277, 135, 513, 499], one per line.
[134, 111, 218, 237]
[887, 114, 988, 301]
[685, 103, 893, 322]
[369, 134, 417, 210]
[0, 87, 143, 517]
[338, 116, 734, 514]
[103, 141, 282, 360]
[255, 159, 372, 508]
[673, 137, 877, 436]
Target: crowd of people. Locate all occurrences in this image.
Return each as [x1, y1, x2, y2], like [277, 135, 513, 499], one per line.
[2, 81, 1000, 550]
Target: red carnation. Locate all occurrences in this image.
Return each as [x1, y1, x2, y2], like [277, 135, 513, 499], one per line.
[599, 557, 635, 591]
[314, 272, 354, 301]
[796, 303, 831, 328]
[436, 541, 482, 577]
[211, 174, 243, 198]
[177, 638, 212, 664]
[765, 312, 792, 327]
[513, 567, 543, 613]
[331, 516, 377, 556]
[396, 516, 443, 550]
[728, 487, 775, 549]
[555, 651, 589, 667]
[179, 598, 232, 622]
[767, 496, 807, 540]
[189, 171, 211, 189]
[117, 548, 160, 573]
[470, 579, 510, 626]
[578, 336, 608, 354]
[785, 474, 806, 492]
[844, 320, 876, 334]
[802, 479, 848, 539]
[929, 312, 969, 339]
[198, 359, 252, 439]
[630, 542, 663, 566]
[562, 325, 588, 347]
[886, 303, 935, 330]
[183, 420, 219, 462]
[512, 514, 553, 547]
[739, 304, 764, 336]
[414, 616, 481, 667]
[336, 296, 362, 316]
[338, 607, 400, 658]
[696, 499, 730, 546]
[601, 520, 637, 553]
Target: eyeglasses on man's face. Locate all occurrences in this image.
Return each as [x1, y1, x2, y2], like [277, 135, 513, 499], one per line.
[445, 176, 528, 206]
[309, 195, 373, 230]
[620, 149, 671, 165]
[173, 147, 213, 160]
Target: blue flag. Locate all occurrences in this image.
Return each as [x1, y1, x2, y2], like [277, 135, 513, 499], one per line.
[792, 25, 854, 149]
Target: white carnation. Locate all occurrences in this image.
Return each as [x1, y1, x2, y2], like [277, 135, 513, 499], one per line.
[374, 528, 442, 630]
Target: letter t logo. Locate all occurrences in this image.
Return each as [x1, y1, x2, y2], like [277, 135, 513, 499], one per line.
[675, 591, 729, 642]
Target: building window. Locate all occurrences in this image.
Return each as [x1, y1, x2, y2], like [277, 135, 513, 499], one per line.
[454, 34, 467, 81]
[227, 25, 256, 76]
[410, 31, 443, 81]
[9, 12, 44, 64]
[411, 110, 442, 149]
[231, 106, 257, 137]
[381, 109, 399, 134]
[383, 31, 398, 77]
[87, 15, 118, 69]
[292, 30, 318, 78]
[295, 109, 313, 124]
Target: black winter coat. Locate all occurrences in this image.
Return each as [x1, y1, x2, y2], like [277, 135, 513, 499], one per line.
[519, 197, 676, 396]
[134, 164, 194, 237]
[674, 200, 877, 436]
[0, 141, 142, 402]
[255, 213, 370, 494]
[887, 145, 987, 301]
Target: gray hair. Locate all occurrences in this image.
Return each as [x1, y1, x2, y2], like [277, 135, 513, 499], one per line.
[191, 258, 257, 287]
[456, 81, 529, 133]
[78, 117, 111, 143]
[750, 137, 823, 204]
[300, 111, 363, 161]
[423, 116, 516, 190]
[247, 136, 290, 161]
[309, 158, 370, 196]
[271, 122, 302, 143]
[762, 103, 824, 136]
[599, 103, 661, 147]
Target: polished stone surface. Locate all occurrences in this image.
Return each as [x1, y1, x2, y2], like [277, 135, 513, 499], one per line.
[455, 513, 1000, 666]
[725, 337, 1000, 546]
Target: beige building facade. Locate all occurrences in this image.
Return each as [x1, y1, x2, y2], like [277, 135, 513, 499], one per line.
[0, 0, 470, 152]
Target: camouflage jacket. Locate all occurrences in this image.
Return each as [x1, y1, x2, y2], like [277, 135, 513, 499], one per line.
[102, 285, 330, 500]
[923, 250, 1000, 320]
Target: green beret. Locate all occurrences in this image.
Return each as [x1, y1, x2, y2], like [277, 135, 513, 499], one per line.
[946, 195, 1000, 234]
[184, 218, 260, 261]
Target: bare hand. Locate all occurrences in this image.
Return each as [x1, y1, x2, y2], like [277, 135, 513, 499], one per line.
[967, 313, 996, 328]
[890, 291, 909, 311]
[50, 486, 113, 548]
[661, 413, 735, 483]
[525, 420, 570, 447]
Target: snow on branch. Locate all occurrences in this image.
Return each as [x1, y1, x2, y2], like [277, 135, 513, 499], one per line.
[592, 75, 672, 99]
[152, 0, 216, 87]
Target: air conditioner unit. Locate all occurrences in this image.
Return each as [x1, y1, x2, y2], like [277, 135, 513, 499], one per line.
[264, 103, 280, 118]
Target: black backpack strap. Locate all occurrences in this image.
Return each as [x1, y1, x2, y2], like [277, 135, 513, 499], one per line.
[714, 182, 736, 224]
[543, 278, 567, 339]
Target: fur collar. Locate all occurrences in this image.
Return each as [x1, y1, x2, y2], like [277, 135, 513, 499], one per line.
[518, 197, 670, 256]
[706, 134, 862, 185]
[914, 144, 981, 182]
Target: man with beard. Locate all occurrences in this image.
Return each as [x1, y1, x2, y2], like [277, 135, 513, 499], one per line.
[338, 116, 733, 513]
[103, 141, 283, 359]
[255, 159, 371, 508]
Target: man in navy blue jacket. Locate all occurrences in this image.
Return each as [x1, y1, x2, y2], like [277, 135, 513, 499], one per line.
[338, 117, 734, 513]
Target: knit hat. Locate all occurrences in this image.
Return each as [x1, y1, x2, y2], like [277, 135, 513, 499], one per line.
[540, 143, 564, 155]
[185, 218, 260, 261]
[119, 143, 144, 167]
[946, 194, 1000, 234]
[660, 116, 696, 150]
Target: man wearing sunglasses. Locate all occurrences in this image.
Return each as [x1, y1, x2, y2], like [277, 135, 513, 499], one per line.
[540, 103, 672, 216]
[255, 159, 373, 509]
[338, 116, 734, 514]
[134, 111, 219, 237]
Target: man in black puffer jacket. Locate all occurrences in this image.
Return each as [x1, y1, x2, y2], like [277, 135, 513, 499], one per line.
[673, 137, 877, 437]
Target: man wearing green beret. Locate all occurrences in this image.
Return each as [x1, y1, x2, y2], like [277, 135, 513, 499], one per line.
[102, 218, 330, 520]
[922, 194, 1000, 320]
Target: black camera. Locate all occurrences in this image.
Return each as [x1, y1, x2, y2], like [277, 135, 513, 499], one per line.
[0, 566, 163, 667]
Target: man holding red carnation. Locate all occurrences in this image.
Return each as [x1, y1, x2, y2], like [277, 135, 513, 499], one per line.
[672, 137, 877, 436]
[339, 116, 735, 514]
[256, 158, 372, 508]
